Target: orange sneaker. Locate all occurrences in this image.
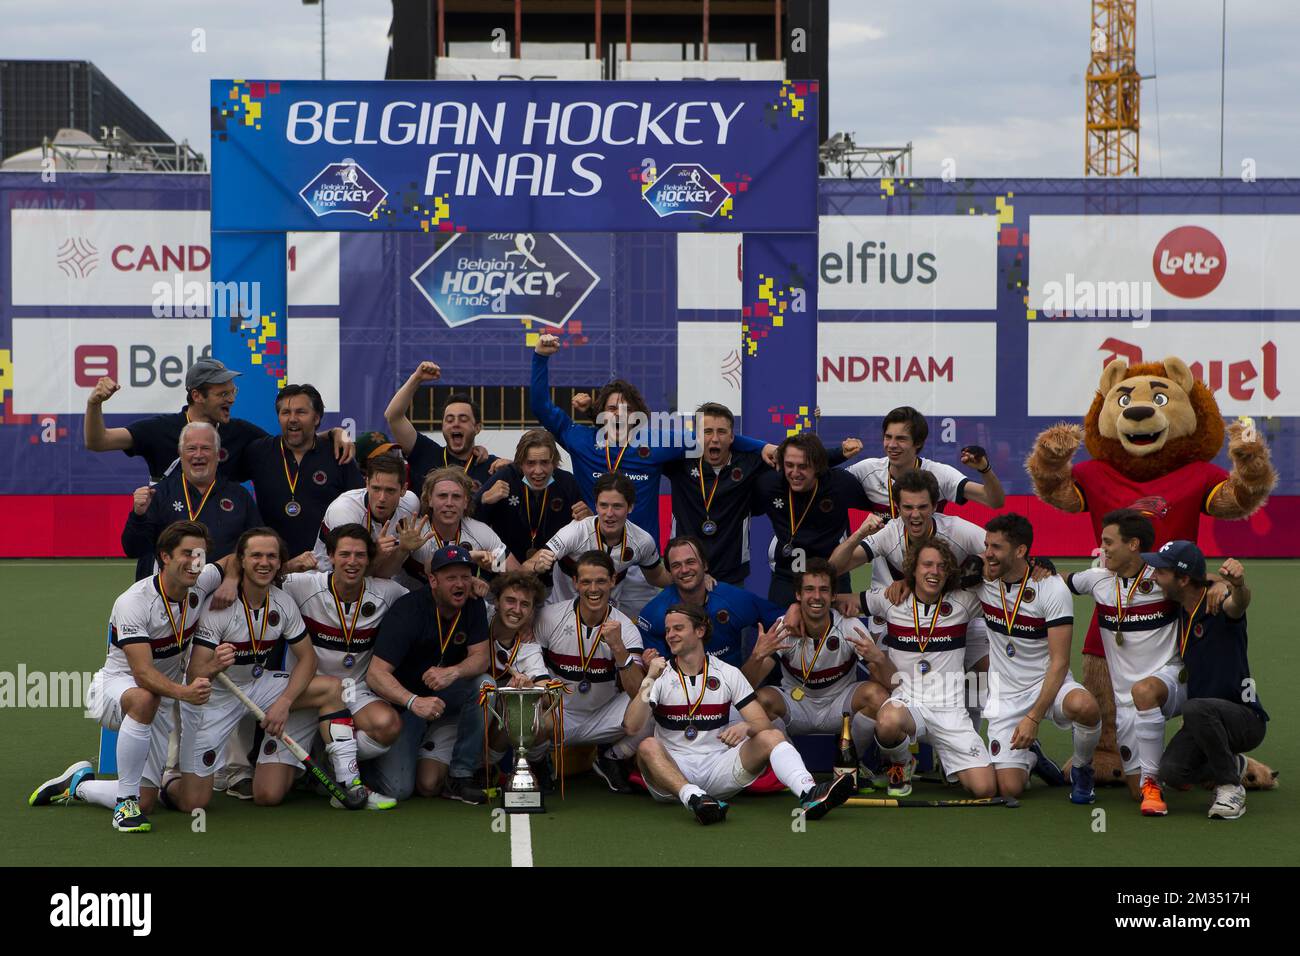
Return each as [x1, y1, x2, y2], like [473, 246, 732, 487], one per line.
[1140, 777, 1168, 816]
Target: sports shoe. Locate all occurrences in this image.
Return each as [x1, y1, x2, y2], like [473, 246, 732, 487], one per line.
[1208, 784, 1245, 820]
[688, 793, 729, 825]
[1029, 741, 1067, 787]
[885, 759, 914, 798]
[112, 798, 152, 833]
[224, 777, 254, 801]
[442, 775, 488, 805]
[800, 772, 857, 821]
[1069, 763, 1096, 805]
[331, 782, 396, 811]
[29, 760, 94, 807]
[592, 750, 634, 794]
[1139, 776, 1168, 816]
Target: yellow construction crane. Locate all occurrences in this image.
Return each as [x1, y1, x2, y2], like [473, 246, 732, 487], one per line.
[1085, 0, 1141, 176]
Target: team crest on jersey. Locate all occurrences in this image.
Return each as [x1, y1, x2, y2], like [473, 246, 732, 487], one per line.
[202, 749, 217, 767]
[189, 593, 200, 609]
[268, 610, 281, 627]
[454, 632, 467, 645]
[731, 467, 743, 482]
[990, 740, 1001, 756]
[1194, 623, 1204, 638]
[549, 497, 564, 511]
[873, 616, 885, 626]
[827, 636, 840, 651]
[1129, 495, 1170, 520]
[621, 546, 633, 562]
[361, 602, 376, 616]
[638, 446, 651, 458]
[218, 448, 229, 462]
[264, 740, 277, 756]
[1021, 587, 1036, 603]
[1138, 579, 1154, 594]
[716, 609, 730, 624]
[470, 479, 482, 493]
[940, 601, 953, 616]
[706, 676, 720, 691]
[1120, 746, 1133, 762]
[219, 498, 234, 512]
[313, 470, 328, 485]
[172, 501, 184, 513]
[819, 498, 834, 512]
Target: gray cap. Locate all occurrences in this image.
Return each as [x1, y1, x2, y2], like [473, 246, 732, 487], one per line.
[185, 357, 240, 390]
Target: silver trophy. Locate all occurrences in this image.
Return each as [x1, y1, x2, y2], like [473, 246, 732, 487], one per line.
[490, 686, 560, 813]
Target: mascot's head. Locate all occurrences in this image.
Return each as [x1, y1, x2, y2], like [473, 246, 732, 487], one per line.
[1084, 356, 1224, 482]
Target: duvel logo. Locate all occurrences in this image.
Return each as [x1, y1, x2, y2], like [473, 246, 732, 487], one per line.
[299, 159, 387, 218]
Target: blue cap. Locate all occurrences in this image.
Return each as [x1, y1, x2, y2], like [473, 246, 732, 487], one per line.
[1140, 540, 1206, 579]
[427, 543, 474, 572]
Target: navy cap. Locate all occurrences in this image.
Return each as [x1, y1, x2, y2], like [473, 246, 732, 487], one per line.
[427, 543, 474, 573]
[1141, 540, 1206, 579]
[185, 357, 240, 390]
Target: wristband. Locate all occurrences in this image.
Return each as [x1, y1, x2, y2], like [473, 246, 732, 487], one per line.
[616, 654, 638, 671]
[978, 465, 992, 475]
[405, 694, 417, 711]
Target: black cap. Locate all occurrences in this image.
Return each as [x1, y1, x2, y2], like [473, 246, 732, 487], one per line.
[1140, 540, 1206, 579]
[427, 544, 474, 572]
[185, 357, 240, 390]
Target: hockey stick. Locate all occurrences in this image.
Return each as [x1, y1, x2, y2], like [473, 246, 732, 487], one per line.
[845, 796, 1019, 809]
[215, 673, 365, 810]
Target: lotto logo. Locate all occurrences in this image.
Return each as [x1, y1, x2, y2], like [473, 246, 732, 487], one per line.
[1152, 226, 1226, 298]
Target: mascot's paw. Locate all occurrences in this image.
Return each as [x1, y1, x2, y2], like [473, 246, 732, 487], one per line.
[1244, 756, 1279, 791]
[1226, 417, 1278, 480]
[1036, 423, 1085, 462]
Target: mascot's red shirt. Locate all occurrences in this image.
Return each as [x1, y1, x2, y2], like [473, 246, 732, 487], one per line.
[1073, 458, 1228, 656]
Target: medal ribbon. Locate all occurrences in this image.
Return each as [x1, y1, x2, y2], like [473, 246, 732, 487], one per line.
[524, 484, 550, 545]
[1179, 589, 1207, 659]
[491, 635, 522, 680]
[698, 464, 723, 522]
[604, 433, 630, 475]
[156, 573, 188, 653]
[1113, 565, 1147, 630]
[998, 566, 1032, 636]
[329, 573, 362, 657]
[593, 521, 626, 560]
[574, 603, 611, 674]
[181, 476, 216, 521]
[432, 521, 462, 550]
[911, 596, 942, 655]
[886, 470, 897, 519]
[242, 589, 269, 665]
[435, 608, 463, 656]
[443, 447, 471, 474]
[800, 618, 836, 687]
[675, 656, 710, 724]
[787, 480, 820, 544]
[280, 439, 302, 500]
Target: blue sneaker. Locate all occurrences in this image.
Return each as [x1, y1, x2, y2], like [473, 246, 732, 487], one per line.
[29, 760, 94, 807]
[1029, 741, 1067, 787]
[1069, 762, 1096, 804]
[111, 797, 151, 833]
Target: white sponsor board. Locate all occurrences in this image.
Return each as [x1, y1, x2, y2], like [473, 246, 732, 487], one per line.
[10, 210, 338, 307]
[12, 318, 340, 415]
[817, 322, 998, 416]
[1028, 215, 1300, 311]
[676, 233, 741, 310]
[435, 57, 602, 81]
[617, 60, 786, 81]
[1027, 321, 1292, 417]
[676, 322, 744, 413]
[817, 216, 999, 311]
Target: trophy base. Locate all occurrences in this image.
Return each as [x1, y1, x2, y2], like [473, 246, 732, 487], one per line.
[502, 788, 545, 814]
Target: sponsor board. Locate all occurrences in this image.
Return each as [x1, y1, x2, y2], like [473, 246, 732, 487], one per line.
[818, 216, 998, 311]
[676, 233, 742, 310]
[11, 318, 340, 414]
[817, 322, 998, 416]
[1027, 322, 1292, 416]
[677, 322, 745, 413]
[435, 58, 602, 81]
[409, 232, 598, 328]
[1028, 215, 1300, 310]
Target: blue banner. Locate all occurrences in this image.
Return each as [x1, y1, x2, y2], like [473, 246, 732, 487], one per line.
[210, 80, 819, 234]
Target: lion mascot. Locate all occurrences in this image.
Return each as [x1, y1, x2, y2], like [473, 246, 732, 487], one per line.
[1026, 355, 1278, 790]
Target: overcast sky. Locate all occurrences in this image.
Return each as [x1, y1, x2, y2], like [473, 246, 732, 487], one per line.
[2, 0, 1296, 177]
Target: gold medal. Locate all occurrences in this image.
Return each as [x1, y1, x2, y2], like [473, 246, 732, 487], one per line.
[1115, 633, 1125, 647]
[1178, 667, 1188, 684]
[791, 687, 806, 702]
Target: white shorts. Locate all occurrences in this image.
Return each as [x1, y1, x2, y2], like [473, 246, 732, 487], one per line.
[419, 720, 460, 764]
[964, 617, 989, 670]
[256, 708, 322, 770]
[881, 694, 990, 778]
[779, 680, 863, 736]
[180, 671, 291, 777]
[1115, 662, 1187, 775]
[341, 676, 384, 715]
[645, 745, 758, 803]
[86, 668, 174, 789]
[986, 674, 1086, 770]
[561, 694, 632, 747]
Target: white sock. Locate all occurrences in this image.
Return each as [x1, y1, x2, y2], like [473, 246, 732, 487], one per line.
[1134, 707, 1166, 782]
[875, 734, 911, 766]
[355, 731, 390, 761]
[850, 713, 876, 755]
[76, 779, 120, 810]
[769, 741, 815, 798]
[678, 783, 706, 807]
[324, 717, 360, 784]
[115, 716, 152, 800]
[1072, 720, 1102, 768]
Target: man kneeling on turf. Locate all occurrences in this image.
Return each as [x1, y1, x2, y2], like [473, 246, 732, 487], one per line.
[624, 604, 856, 824]
[170, 528, 372, 811]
